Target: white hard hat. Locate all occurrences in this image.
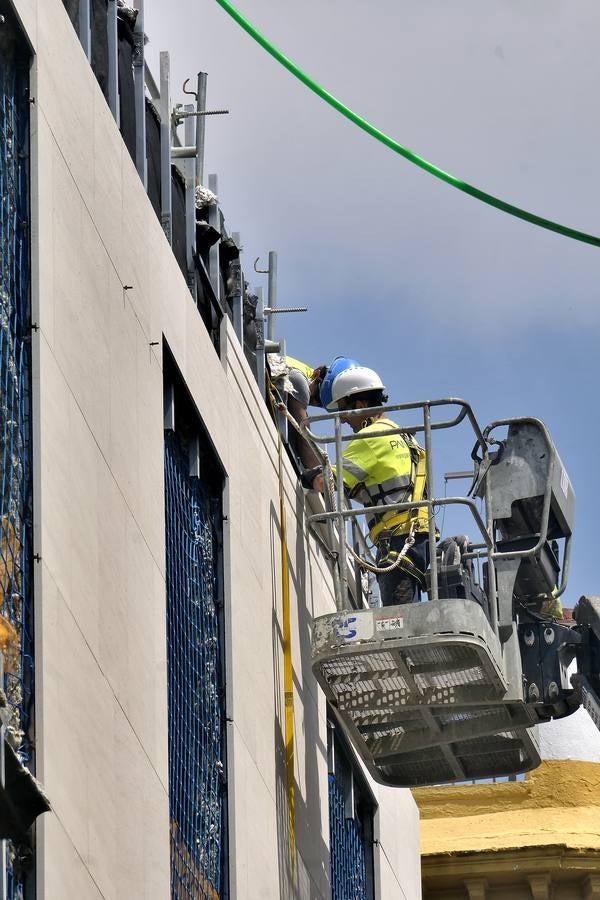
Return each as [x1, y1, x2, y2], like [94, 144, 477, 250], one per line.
[328, 366, 386, 410]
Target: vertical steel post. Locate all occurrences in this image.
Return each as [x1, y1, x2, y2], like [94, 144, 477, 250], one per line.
[183, 103, 197, 293]
[207, 173, 221, 301]
[164, 382, 175, 431]
[79, 0, 91, 60]
[334, 415, 348, 609]
[266, 250, 278, 342]
[230, 231, 243, 341]
[255, 287, 265, 398]
[278, 338, 289, 443]
[159, 51, 172, 244]
[133, 0, 147, 187]
[423, 405, 438, 602]
[484, 471, 499, 634]
[189, 435, 201, 479]
[195, 72, 208, 186]
[107, 0, 120, 125]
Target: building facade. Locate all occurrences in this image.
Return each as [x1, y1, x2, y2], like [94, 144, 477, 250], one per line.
[413, 705, 600, 899]
[0, 0, 422, 897]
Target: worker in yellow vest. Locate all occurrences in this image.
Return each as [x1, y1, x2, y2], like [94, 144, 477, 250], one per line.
[307, 361, 430, 606]
[278, 356, 327, 469]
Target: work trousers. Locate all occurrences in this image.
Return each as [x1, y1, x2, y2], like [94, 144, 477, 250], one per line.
[376, 532, 429, 607]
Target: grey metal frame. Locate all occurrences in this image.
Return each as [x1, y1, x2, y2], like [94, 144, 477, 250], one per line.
[132, 0, 147, 186]
[303, 398, 489, 614]
[255, 287, 265, 398]
[230, 232, 243, 341]
[107, 0, 119, 124]
[312, 598, 542, 786]
[207, 173, 221, 301]
[483, 416, 572, 597]
[159, 51, 173, 244]
[196, 73, 208, 186]
[304, 401, 573, 643]
[183, 103, 197, 293]
[79, 0, 91, 60]
[266, 250, 277, 342]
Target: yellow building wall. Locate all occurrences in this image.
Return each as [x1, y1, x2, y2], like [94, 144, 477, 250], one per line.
[412, 760, 600, 900]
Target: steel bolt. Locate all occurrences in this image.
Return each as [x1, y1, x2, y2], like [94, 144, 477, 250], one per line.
[524, 629, 535, 647]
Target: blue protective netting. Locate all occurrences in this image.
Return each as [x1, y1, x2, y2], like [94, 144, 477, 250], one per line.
[329, 760, 368, 900]
[0, 30, 33, 900]
[164, 430, 226, 899]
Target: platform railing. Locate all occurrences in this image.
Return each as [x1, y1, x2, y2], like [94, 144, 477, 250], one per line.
[302, 399, 491, 613]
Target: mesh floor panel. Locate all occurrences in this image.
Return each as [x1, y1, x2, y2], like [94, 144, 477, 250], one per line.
[319, 641, 504, 714]
[377, 729, 539, 786]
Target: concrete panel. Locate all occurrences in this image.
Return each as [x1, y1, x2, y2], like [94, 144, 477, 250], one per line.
[66, 384, 102, 658]
[92, 87, 123, 280]
[229, 728, 282, 900]
[51, 146, 111, 456]
[119, 147, 152, 340]
[11, 0, 38, 50]
[37, 561, 170, 898]
[31, 109, 55, 347]
[113, 703, 170, 899]
[377, 786, 422, 900]
[36, 0, 95, 210]
[38, 815, 105, 900]
[28, 2, 423, 894]
[38, 337, 72, 606]
[134, 324, 166, 573]
[109, 267, 140, 515]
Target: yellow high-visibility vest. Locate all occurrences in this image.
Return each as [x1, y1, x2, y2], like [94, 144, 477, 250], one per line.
[336, 417, 429, 541]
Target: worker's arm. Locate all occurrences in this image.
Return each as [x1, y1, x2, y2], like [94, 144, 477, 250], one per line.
[301, 439, 369, 494]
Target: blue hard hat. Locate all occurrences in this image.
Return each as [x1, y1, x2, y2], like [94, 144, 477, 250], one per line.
[319, 357, 361, 409]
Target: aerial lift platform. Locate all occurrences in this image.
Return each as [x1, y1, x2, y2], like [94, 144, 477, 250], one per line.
[302, 399, 600, 787]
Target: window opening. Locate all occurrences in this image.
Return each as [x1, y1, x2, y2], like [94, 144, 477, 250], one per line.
[0, 7, 37, 896]
[328, 715, 376, 900]
[163, 349, 228, 900]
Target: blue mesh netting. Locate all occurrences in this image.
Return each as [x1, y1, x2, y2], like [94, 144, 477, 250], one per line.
[164, 430, 226, 899]
[0, 28, 33, 900]
[328, 763, 368, 900]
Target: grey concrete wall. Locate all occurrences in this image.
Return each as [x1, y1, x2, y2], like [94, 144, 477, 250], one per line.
[16, 0, 422, 896]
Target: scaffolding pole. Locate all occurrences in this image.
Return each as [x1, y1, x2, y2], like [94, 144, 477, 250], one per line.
[207, 173, 221, 300]
[160, 51, 172, 243]
[107, 0, 120, 124]
[133, 0, 147, 187]
[79, 0, 91, 60]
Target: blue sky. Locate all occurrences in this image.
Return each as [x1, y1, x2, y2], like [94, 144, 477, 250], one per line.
[146, 0, 600, 604]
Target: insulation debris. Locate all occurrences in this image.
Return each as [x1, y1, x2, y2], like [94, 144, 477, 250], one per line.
[195, 184, 219, 210]
[267, 354, 295, 395]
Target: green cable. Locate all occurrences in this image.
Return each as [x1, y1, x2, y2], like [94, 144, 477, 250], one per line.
[215, 0, 600, 248]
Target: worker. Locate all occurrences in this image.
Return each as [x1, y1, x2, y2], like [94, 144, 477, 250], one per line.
[304, 361, 430, 606]
[268, 356, 328, 469]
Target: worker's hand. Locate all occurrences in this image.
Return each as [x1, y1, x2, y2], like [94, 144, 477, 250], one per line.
[309, 365, 327, 405]
[312, 473, 324, 492]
